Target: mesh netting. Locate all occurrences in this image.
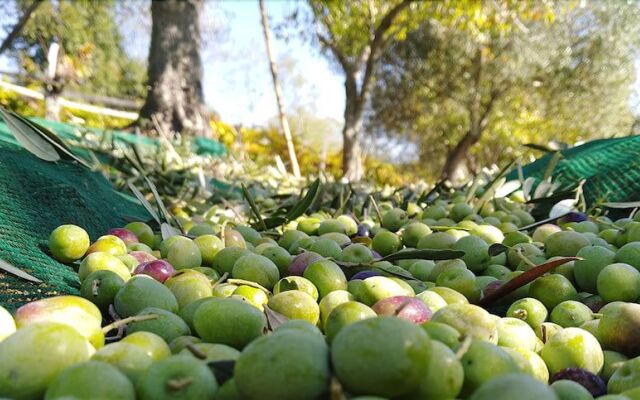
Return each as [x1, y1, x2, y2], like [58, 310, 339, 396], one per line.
[508, 135, 640, 204]
[0, 137, 148, 311]
[0, 117, 227, 310]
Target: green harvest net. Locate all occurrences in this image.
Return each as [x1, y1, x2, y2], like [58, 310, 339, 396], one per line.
[507, 135, 640, 205]
[0, 117, 229, 310]
[0, 145, 149, 311]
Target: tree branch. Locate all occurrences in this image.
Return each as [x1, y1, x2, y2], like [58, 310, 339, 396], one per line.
[0, 0, 42, 56]
[359, 0, 412, 112]
[479, 88, 500, 131]
[317, 32, 353, 74]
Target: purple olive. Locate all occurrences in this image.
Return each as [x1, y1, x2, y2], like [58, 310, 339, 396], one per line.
[356, 224, 370, 238]
[581, 295, 605, 313]
[129, 251, 157, 265]
[550, 368, 606, 397]
[371, 250, 382, 260]
[288, 251, 324, 276]
[133, 259, 175, 283]
[350, 270, 383, 281]
[107, 228, 139, 245]
[559, 212, 588, 224]
[372, 295, 432, 324]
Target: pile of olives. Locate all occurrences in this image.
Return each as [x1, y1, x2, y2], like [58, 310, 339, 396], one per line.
[2, 193, 640, 400]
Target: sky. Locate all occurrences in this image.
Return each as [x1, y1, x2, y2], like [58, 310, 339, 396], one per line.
[0, 0, 346, 129]
[202, 1, 345, 127]
[115, 0, 346, 128]
[1, 1, 640, 130]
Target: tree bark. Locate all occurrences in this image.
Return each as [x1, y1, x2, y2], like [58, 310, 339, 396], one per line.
[441, 128, 481, 181]
[339, 0, 411, 181]
[259, 0, 301, 178]
[441, 47, 484, 181]
[342, 112, 364, 181]
[137, 0, 211, 137]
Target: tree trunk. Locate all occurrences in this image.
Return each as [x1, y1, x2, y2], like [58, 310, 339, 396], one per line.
[137, 0, 211, 137]
[258, 0, 300, 177]
[441, 46, 485, 181]
[340, 63, 366, 181]
[441, 128, 481, 181]
[342, 112, 364, 181]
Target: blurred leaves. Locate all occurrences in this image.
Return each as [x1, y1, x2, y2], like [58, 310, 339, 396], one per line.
[369, 0, 639, 181]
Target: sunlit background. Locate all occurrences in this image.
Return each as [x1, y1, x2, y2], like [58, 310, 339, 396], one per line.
[1, 0, 639, 183]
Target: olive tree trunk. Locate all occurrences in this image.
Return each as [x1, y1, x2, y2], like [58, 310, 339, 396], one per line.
[137, 0, 211, 137]
[315, 0, 411, 181]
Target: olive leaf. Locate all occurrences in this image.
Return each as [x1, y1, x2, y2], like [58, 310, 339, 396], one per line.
[473, 159, 517, 213]
[488, 243, 509, 257]
[333, 260, 365, 269]
[0, 107, 90, 167]
[542, 151, 563, 182]
[0, 107, 59, 162]
[522, 177, 536, 201]
[478, 256, 580, 306]
[431, 225, 471, 232]
[368, 195, 383, 222]
[227, 278, 271, 295]
[602, 201, 640, 209]
[263, 304, 289, 331]
[518, 212, 571, 231]
[494, 180, 521, 199]
[127, 182, 161, 225]
[121, 148, 148, 177]
[285, 178, 321, 221]
[373, 263, 415, 280]
[160, 223, 179, 241]
[207, 360, 235, 385]
[144, 177, 174, 227]
[19, 115, 91, 168]
[419, 178, 446, 204]
[333, 185, 352, 217]
[380, 249, 465, 262]
[0, 259, 42, 283]
[262, 216, 287, 230]
[241, 184, 266, 230]
[464, 174, 482, 204]
[268, 278, 301, 293]
[523, 142, 555, 153]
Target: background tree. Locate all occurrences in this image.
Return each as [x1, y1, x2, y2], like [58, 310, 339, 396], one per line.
[0, 0, 41, 56]
[137, 0, 212, 137]
[308, 0, 421, 181]
[6, 0, 146, 99]
[370, 1, 640, 181]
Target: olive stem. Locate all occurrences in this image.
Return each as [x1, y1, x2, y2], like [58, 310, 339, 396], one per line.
[512, 309, 528, 320]
[368, 195, 383, 222]
[102, 314, 158, 334]
[167, 377, 193, 391]
[393, 300, 412, 316]
[455, 335, 473, 360]
[91, 279, 100, 296]
[212, 272, 229, 288]
[516, 249, 537, 268]
[186, 343, 207, 360]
